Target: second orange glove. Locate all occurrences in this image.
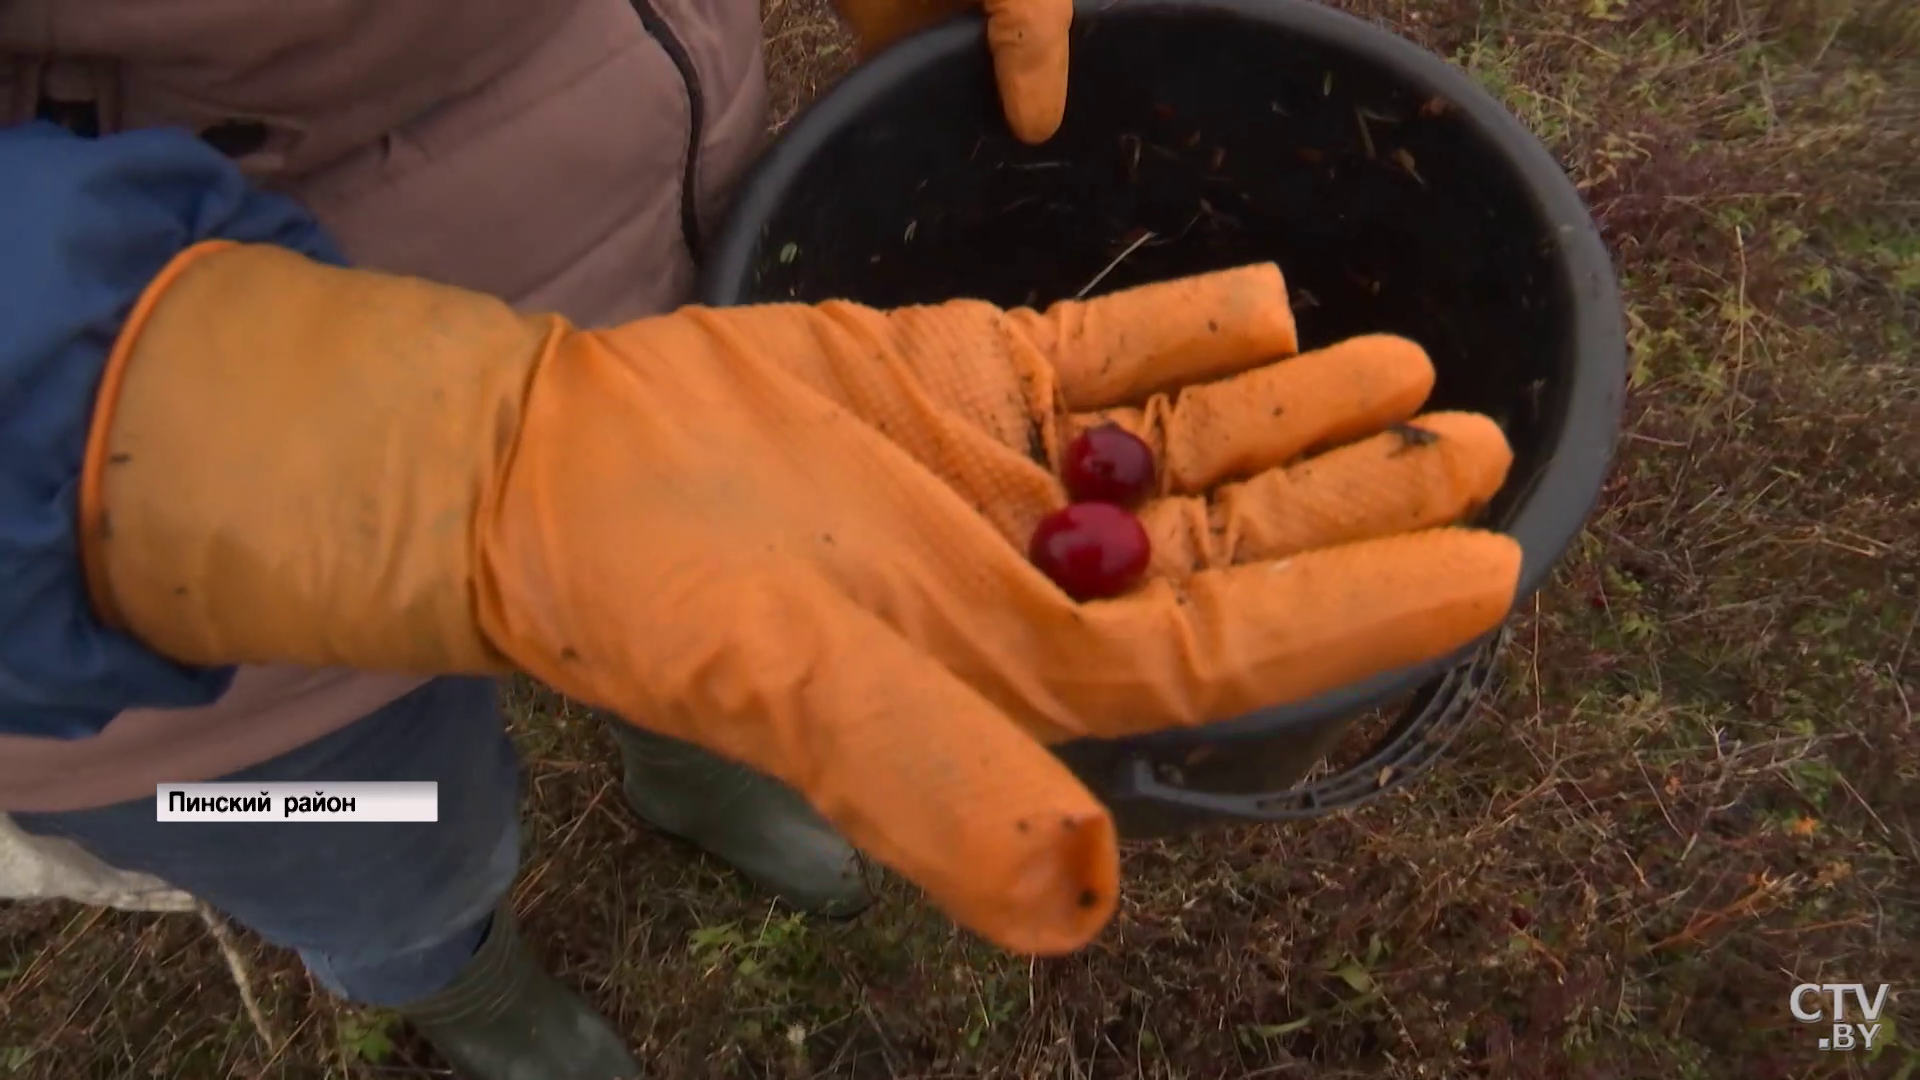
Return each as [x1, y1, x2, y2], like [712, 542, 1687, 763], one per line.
[833, 0, 1072, 143]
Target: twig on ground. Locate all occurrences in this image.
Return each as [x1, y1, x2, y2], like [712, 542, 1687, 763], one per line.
[1645, 872, 1793, 953]
[197, 901, 281, 1055]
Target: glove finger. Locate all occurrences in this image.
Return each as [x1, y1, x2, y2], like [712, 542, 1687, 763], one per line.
[836, 264, 1298, 526]
[1032, 528, 1522, 741]
[623, 569, 1120, 956]
[1004, 263, 1299, 411]
[1068, 334, 1435, 496]
[1136, 411, 1513, 577]
[983, 0, 1075, 143]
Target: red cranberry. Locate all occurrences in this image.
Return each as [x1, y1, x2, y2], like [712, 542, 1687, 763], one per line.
[1028, 503, 1152, 601]
[1061, 425, 1157, 508]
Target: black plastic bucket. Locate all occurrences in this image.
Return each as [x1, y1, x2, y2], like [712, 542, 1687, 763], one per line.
[701, 0, 1626, 838]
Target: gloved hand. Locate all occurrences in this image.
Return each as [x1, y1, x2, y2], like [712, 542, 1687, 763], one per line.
[833, 0, 1071, 143]
[82, 243, 1519, 955]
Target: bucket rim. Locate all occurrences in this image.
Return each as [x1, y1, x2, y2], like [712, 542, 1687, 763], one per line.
[700, 0, 1627, 748]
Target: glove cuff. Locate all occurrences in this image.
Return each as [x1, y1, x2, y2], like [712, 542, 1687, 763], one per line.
[80, 241, 542, 675]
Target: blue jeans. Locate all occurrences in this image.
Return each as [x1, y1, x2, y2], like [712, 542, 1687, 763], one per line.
[12, 677, 520, 1007]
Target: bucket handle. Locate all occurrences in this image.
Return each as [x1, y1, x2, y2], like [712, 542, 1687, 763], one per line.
[1107, 625, 1511, 821]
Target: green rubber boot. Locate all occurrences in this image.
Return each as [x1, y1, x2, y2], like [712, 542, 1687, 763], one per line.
[397, 906, 640, 1080]
[605, 720, 872, 916]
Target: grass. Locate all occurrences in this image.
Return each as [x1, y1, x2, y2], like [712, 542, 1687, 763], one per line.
[4, 0, 1917, 1076]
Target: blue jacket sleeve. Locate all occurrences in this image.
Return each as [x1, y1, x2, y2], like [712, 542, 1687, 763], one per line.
[0, 122, 348, 739]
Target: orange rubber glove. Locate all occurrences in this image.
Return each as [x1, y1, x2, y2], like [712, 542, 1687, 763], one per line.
[82, 243, 1520, 955]
[834, 0, 1070, 143]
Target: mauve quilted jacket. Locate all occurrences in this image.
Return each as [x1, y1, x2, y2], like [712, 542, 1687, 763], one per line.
[0, 0, 770, 814]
